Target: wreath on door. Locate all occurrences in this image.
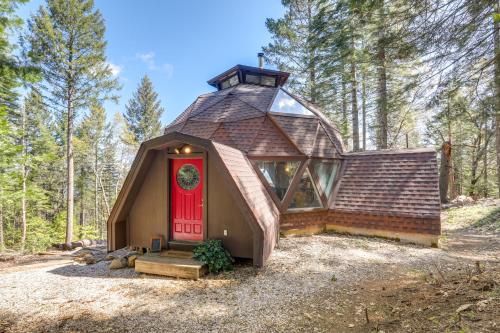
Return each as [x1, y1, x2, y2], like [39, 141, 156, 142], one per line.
[176, 164, 200, 190]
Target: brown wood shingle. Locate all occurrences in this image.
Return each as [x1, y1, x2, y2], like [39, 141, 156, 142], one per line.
[334, 150, 440, 218]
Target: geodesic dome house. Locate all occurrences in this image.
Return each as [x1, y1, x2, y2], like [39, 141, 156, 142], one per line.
[107, 63, 440, 266]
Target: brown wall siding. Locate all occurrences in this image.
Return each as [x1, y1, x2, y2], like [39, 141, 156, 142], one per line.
[207, 156, 253, 258]
[280, 210, 440, 236]
[125, 147, 253, 259]
[129, 150, 169, 247]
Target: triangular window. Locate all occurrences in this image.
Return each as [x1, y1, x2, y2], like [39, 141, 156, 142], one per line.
[310, 160, 341, 198]
[270, 89, 315, 116]
[255, 160, 300, 201]
[288, 169, 322, 210]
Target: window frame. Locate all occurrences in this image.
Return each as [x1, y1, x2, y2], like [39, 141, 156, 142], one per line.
[308, 159, 342, 205]
[251, 157, 343, 213]
[286, 166, 324, 211]
[251, 158, 306, 209]
[268, 88, 316, 117]
[244, 73, 277, 87]
[219, 74, 240, 90]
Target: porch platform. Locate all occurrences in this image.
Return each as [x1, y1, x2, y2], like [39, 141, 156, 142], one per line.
[135, 255, 207, 280]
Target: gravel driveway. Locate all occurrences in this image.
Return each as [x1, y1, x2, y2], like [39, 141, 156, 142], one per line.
[1, 221, 498, 332]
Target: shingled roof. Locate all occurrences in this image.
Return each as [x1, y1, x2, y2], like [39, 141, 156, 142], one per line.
[164, 83, 344, 158]
[333, 149, 441, 218]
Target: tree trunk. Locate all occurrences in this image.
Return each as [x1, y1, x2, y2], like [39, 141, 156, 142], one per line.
[483, 140, 488, 197]
[350, 37, 359, 151]
[94, 145, 99, 231]
[469, 133, 483, 198]
[376, 0, 388, 149]
[20, 107, 27, 251]
[66, 98, 74, 244]
[307, 0, 317, 104]
[341, 73, 349, 147]
[439, 141, 452, 203]
[361, 68, 367, 151]
[79, 168, 85, 239]
[0, 189, 4, 251]
[494, 0, 500, 197]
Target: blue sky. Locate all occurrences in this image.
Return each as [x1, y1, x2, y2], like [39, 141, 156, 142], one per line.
[15, 0, 285, 124]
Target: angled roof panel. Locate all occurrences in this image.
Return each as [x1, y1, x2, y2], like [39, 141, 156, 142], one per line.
[164, 121, 185, 135]
[179, 120, 220, 139]
[191, 94, 264, 122]
[312, 123, 340, 158]
[270, 115, 319, 156]
[211, 117, 265, 152]
[248, 117, 302, 156]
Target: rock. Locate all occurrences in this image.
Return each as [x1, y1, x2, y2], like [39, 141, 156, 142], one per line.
[456, 304, 473, 313]
[348, 324, 355, 328]
[71, 241, 84, 248]
[84, 255, 97, 265]
[127, 255, 137, 268]
[109, 258, 127, 269]
[80, 239, 92, 247]
[105, 254, 115, 261]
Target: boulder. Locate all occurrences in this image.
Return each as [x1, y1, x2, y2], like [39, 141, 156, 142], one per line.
[127, 255, 137, 268]
[109, 258, 127, 269]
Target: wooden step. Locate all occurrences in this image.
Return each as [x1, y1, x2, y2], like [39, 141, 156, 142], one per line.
[167, 240, 201, 252]
[160, 250, 194, 259]
[135, 255, 207, 280]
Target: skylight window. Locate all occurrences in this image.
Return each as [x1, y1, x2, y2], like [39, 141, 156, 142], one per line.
[270, 89, 315, 116]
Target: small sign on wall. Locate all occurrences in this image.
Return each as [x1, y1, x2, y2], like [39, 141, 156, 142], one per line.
[150, 237, 162, 253]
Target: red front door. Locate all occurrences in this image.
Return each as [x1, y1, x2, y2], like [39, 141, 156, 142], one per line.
[170, 158, 203, 241]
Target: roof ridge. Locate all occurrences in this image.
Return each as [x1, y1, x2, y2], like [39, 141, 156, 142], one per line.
[318, 121, 344, 154]
[344, 148, 437, 156]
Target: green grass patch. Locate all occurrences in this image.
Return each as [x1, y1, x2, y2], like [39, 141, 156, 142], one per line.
[445, 204, 500, 232]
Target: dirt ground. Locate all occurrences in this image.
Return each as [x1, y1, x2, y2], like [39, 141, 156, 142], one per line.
[0, 203, 498, 333]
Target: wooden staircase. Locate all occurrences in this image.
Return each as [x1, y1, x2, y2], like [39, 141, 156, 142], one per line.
[135, 250, 207, 280]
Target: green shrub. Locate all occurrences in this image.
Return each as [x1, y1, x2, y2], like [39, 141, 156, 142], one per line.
[25, 216, 54, 253]
[193, 239, 234, 274]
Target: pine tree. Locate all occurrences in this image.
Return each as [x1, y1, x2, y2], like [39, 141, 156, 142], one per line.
[0, 0, 36, 251]
[76, 104, 106, 236]
[25, 0, 119, 244]
[18, 90, 59, 250]
[263, 0, 328, 105]
[124, 75, 164, 144]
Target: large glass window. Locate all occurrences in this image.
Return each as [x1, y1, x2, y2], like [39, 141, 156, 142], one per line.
[270, 89, 315, 116]
[256, 160, 300, 200]
[310, 160, 341, 198]
[288, 169, 322, 210]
